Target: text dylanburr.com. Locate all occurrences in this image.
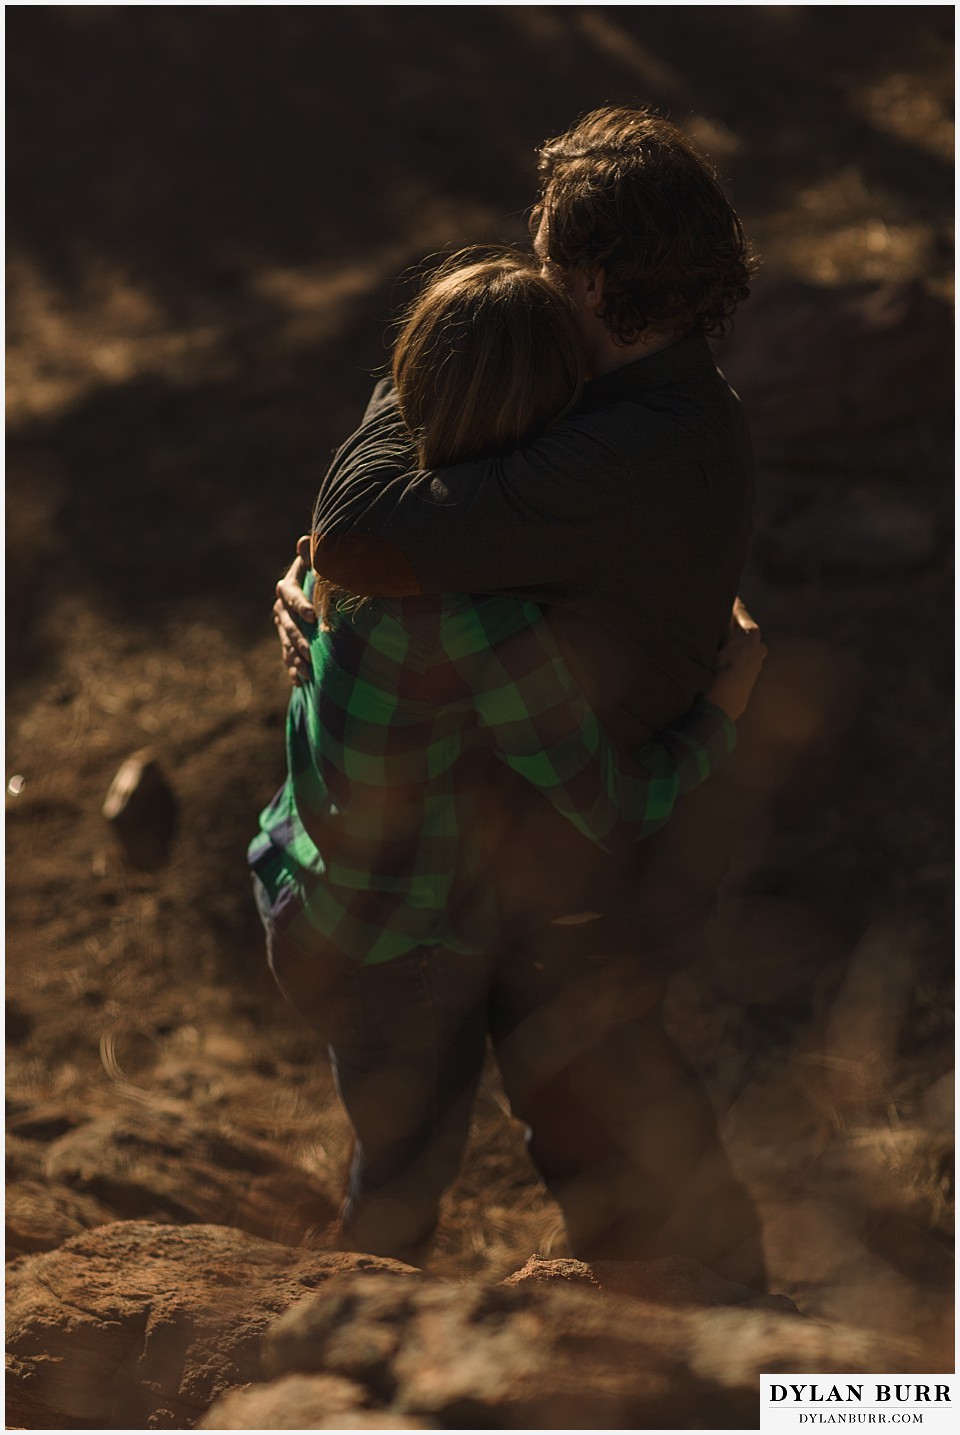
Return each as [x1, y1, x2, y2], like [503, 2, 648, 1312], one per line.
[760, 1378, 957, 1432]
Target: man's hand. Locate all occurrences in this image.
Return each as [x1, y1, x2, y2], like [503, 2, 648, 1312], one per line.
[273, 535, 315, 687]
[706, 597, 767, 721]
[732, 594, 759, 634]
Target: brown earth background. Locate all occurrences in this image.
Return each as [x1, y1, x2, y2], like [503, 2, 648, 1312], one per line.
[5, 2, 955, 1413]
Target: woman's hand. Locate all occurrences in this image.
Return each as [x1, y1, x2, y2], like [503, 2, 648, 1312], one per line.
[273, 535, 315, 687]
[706, 598, 767, 721]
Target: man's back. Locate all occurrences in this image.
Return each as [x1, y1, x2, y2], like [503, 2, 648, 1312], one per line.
[532, 333, 754, 738]
[314, 333, 752, 736]
[311, 335, 754, 925]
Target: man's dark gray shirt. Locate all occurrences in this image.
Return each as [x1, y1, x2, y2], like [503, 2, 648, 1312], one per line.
[311, 331, 755, 931]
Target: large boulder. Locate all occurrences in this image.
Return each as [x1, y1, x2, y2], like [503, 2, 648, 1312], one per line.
[5, 1215, 931, 1432]
[5, 1221, 419, 1429]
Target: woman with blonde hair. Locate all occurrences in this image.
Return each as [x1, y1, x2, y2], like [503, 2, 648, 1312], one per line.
[249, 247, 764, 1261]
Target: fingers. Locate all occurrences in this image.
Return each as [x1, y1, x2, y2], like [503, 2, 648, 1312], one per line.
[276, 566, 315, 625]
[273, 597, 312, 655]
[708, 616, 768, 720]
[276, 574, 317, 625]
[273, 594, 313, 688]
[274, 536, 319, 688]
[732, 595, 759, 631]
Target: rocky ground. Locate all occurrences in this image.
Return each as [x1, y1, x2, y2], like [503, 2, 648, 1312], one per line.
[6, 7, 954, 1429]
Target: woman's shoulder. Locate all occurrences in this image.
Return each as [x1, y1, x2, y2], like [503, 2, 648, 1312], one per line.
[436, 593, 546, 648]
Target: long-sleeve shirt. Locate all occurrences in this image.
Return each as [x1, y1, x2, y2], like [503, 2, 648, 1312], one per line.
[310, 333, 754, 741]
[248, 588, 735, 965]
[304, 334, 755, 925]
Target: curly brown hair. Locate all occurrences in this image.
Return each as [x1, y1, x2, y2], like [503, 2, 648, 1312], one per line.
[535, 106, 757, 344]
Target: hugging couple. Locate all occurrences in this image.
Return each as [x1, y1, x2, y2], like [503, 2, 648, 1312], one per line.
[249, 106, 769, 1288]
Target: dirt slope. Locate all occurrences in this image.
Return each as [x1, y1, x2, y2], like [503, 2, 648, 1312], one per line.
[6, 4, 954, 1397]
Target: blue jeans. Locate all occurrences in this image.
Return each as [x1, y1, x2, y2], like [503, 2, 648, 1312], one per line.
[253, 876, 490, 1262]
[488, 923, 766, 1287]
[253, 878, 766, 1285]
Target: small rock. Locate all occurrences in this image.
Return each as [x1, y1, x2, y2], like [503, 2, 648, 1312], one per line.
[102, 749, 177, 869]
[501, 1254, 602, 1291]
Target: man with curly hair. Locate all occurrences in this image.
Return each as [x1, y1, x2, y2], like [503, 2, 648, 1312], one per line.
[273, 107, 766, 1287]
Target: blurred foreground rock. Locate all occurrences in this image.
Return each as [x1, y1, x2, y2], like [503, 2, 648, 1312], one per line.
[200, 1373, 434, 1429]
[760, 1190, 953, 1371]
[5, 1222, 419, 1429]
[102, 748, 177, 869]
[257, 1271, 916, 1430]
[5, 1222, 925, 1430]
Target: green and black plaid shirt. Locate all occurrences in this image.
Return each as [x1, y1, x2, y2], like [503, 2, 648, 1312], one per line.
[248, 586, 735, 966]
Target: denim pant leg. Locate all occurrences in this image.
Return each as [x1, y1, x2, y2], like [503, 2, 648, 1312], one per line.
[253, 879, 490, 1262]
[331, 946, 490, 1265]
[490, 915, 768, 1291]
[252, 875, 350, 1030]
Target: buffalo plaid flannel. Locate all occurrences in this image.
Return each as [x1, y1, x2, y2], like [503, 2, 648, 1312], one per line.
[248, 587, 735, 966]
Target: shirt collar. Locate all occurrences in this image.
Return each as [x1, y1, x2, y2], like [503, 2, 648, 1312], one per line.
[580, 331, 713, 408]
